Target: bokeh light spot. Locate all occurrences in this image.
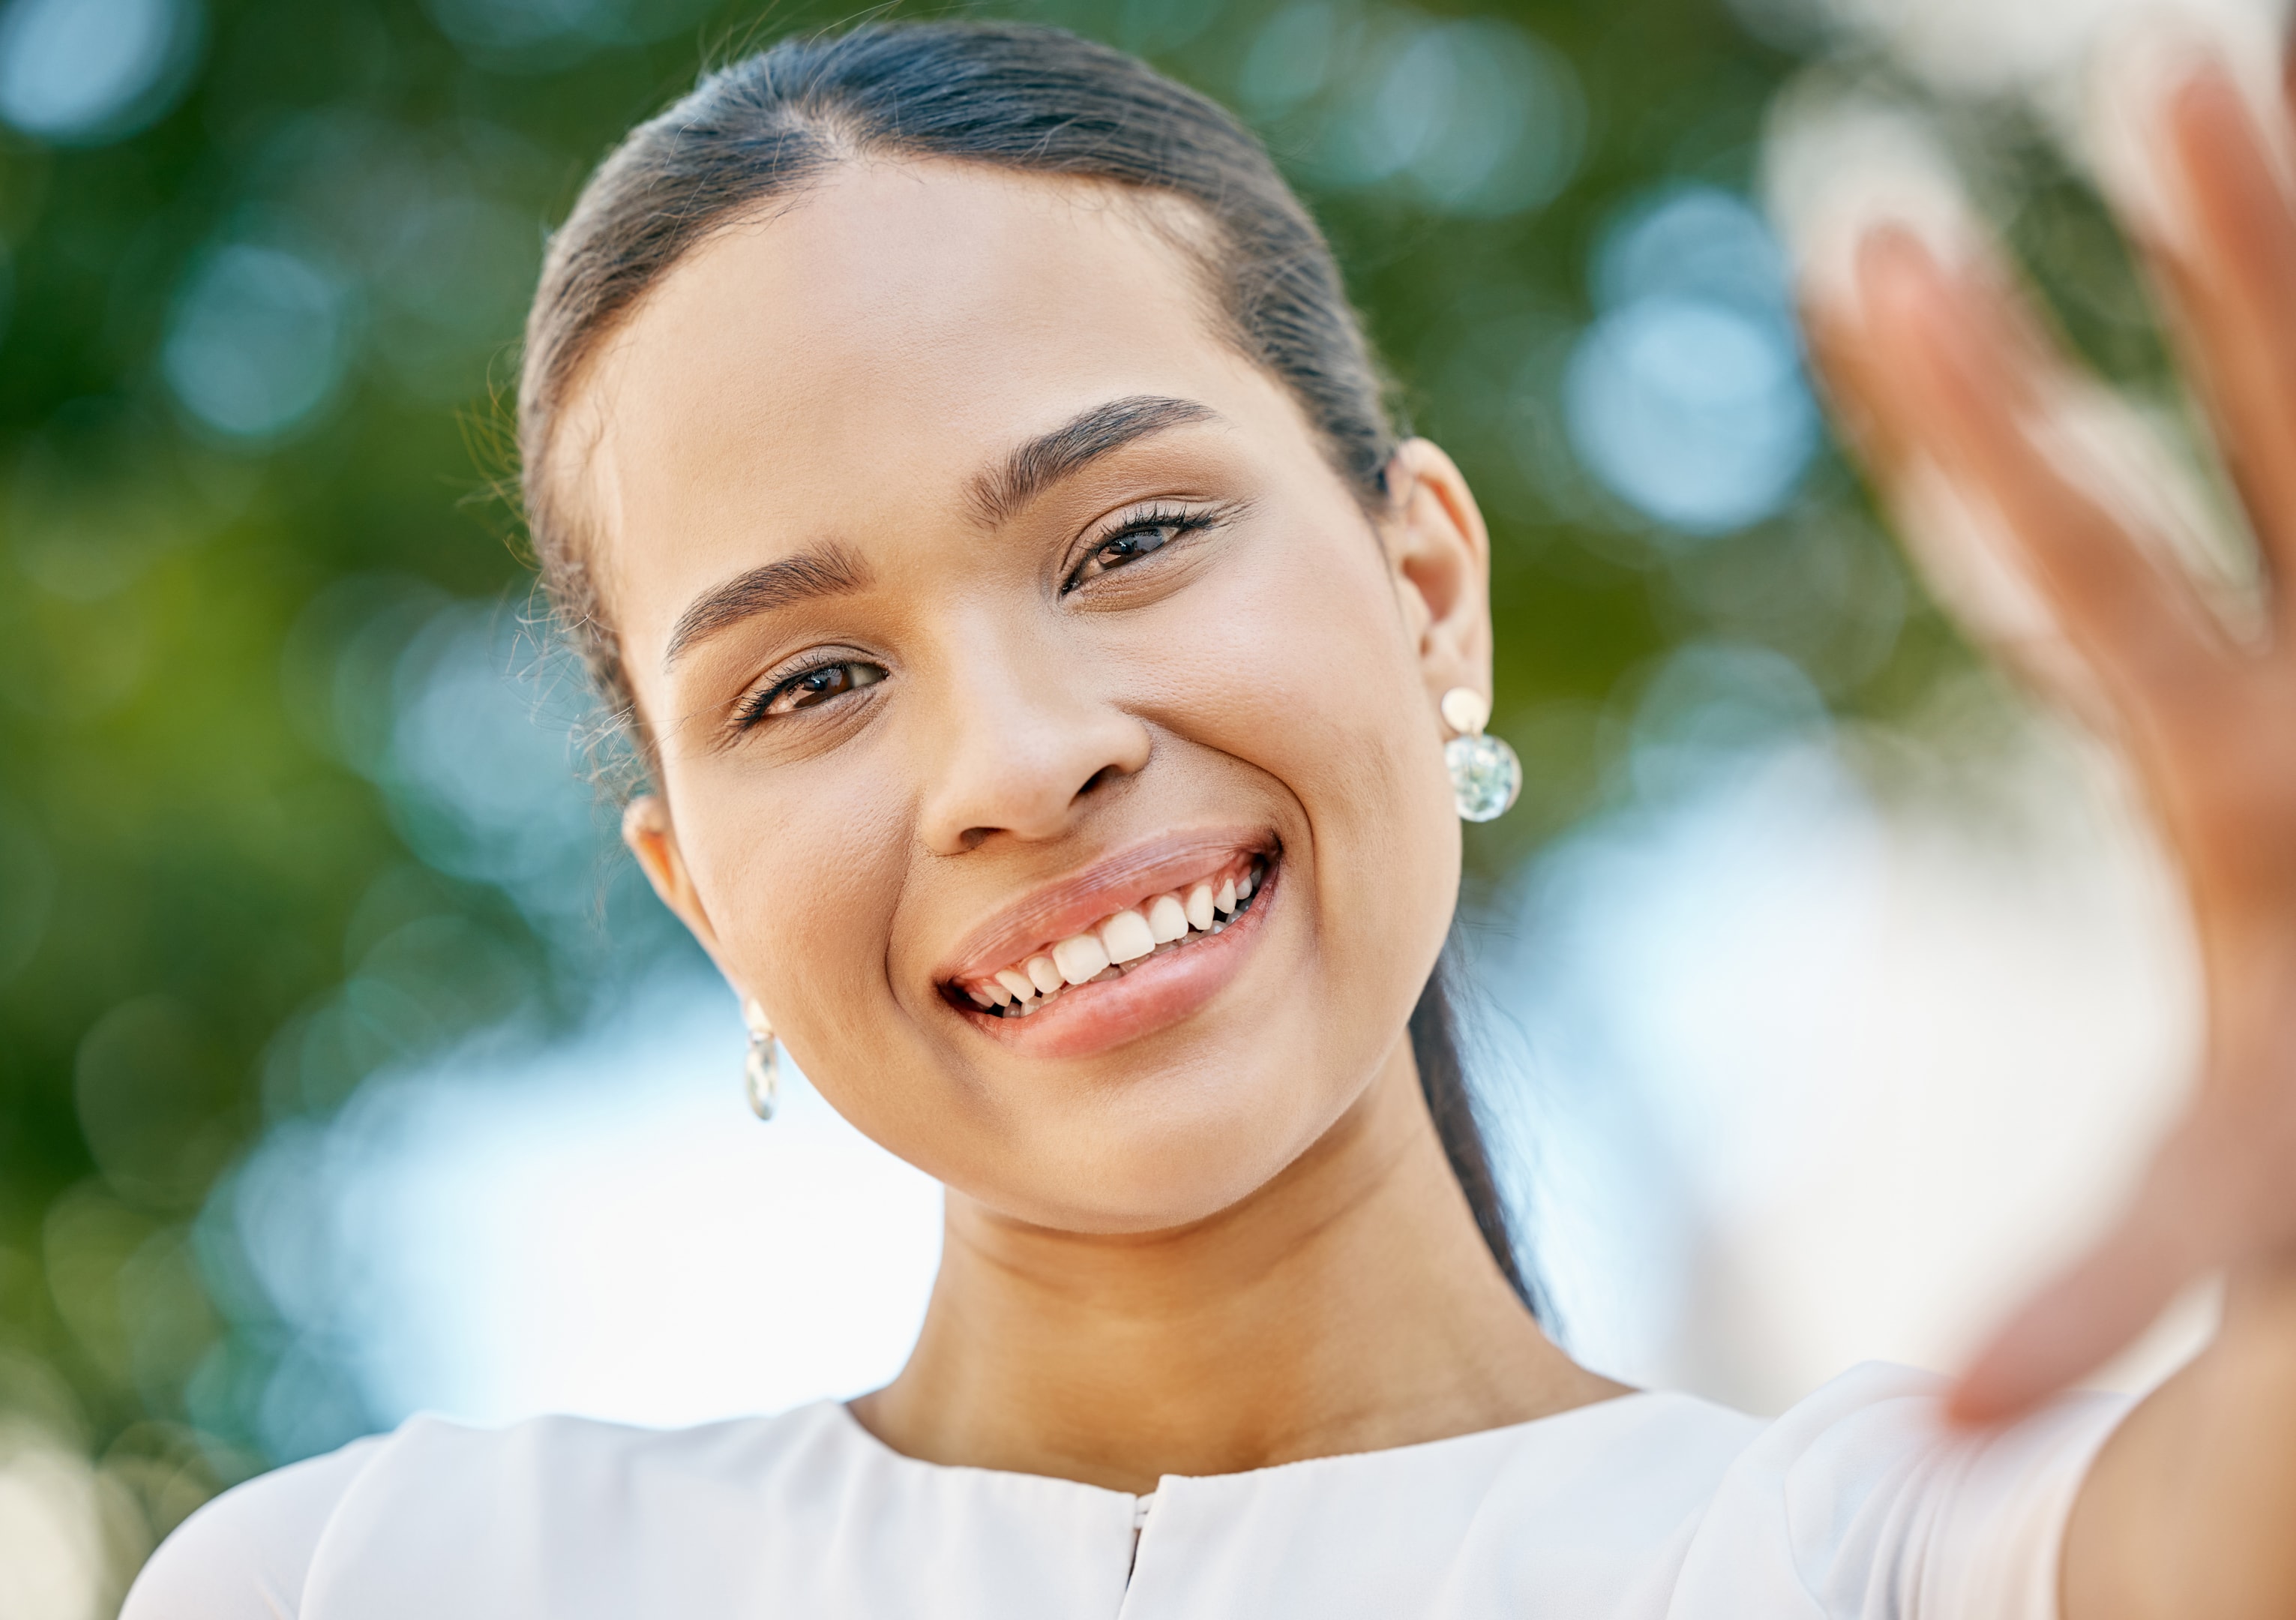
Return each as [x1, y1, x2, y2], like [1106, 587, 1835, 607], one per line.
[423, 0, 714, 66]
[0, 1418, 115, 1620]
[160, 246, 352, 444]
[1595, 184, 1793, 316]
[1238, 1, 1342, 116]
[1566, 296, 1817, 535]
[1314, 14, 1584, 217]
[1627, 640, 1831, 801]
[379, 602, 604, 923]
[0, 0, 198, 145]
[1564, 185, 1818, 536]
[1118, 0, 1224, 55]
[1371, 20, 1584, 215]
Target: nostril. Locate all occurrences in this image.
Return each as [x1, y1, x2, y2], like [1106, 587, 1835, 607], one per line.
[1077, 765, 1123, 798]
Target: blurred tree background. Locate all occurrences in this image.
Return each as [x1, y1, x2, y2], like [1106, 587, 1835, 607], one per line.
[0, 0, 2174, 1607]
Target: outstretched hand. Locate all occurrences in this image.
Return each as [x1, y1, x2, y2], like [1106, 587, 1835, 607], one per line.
[1804, 44, 2296, 1426]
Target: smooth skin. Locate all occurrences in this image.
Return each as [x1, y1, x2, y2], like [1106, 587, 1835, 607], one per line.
[1809, 47, 2296, 1620]
[584, 161, 1618, 1489]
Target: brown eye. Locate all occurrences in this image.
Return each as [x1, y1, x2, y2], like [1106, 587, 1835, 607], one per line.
[1068, 520, 1188, 592]
[762, 660, 886, 718]
[1095, 524, 1176, 570]
[1060, 503, 1230, 596]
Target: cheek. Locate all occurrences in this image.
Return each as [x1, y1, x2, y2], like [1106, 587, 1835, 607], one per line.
[1234, 511, 1449, 808]
[664, 755, 915, 1074]
[1260, 533, 1461, 1015]
[1120, 509, 1462, 1010]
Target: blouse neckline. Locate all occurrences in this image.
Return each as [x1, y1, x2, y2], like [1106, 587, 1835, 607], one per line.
[825, 1385, 1670, 1497]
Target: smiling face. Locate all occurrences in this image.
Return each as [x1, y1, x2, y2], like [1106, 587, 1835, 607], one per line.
[568, 159, 1491, 1234]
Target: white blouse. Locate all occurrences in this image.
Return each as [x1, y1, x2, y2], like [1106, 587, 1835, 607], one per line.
[125, 1364, 2127, 1620]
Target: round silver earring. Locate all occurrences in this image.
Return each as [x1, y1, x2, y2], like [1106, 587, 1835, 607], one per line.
[1440, 687, 1521, 822]
[742, 998, 778, 1121]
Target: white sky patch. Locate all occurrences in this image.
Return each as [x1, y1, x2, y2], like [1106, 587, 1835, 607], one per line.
[236, 973, 943, 1431]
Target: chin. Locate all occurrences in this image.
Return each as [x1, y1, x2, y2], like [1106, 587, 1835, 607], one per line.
[979, 1048, 1362, 1237]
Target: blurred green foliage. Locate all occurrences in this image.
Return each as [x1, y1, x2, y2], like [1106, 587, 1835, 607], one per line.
[4, 0, 2156, 1602]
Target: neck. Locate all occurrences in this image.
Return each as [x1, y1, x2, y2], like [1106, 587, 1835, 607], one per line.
[850, 1041, 1623, 1492]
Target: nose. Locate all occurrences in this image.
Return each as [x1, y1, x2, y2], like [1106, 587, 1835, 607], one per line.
[915, 617, 1153, 856]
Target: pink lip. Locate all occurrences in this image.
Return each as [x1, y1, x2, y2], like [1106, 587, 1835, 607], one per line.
[935, 826, 1277, 986]
[954, 854, 1281, 1060]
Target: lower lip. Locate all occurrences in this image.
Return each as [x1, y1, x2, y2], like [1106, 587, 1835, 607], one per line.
[954, 860, 1281, 1060]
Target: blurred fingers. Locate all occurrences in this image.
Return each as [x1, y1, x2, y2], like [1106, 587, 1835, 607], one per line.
[1948, 1211, 2195, 1426]
[1950, 1066, 2296, 1424]
[1806, 292, 2106, 720]
[1840, 228, 2232, 720]
[2091, 40, 2296, 626]
[1774, 96, 2088, 700]
[1950, 1123, 2234, 1424]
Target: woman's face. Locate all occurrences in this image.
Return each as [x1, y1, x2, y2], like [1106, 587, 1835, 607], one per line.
[577, 160, 1493, 1234]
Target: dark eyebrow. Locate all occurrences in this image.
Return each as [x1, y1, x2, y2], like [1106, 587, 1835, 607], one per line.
[967, 395, 1219, 529]
[663, 542, 872, 668]
[662, 398, 1213, 669]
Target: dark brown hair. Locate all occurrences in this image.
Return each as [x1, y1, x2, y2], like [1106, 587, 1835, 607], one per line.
[518, 18, 1536, 1310]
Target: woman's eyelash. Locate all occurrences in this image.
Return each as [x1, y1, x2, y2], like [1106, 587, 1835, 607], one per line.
[732, 657, 885, 731]
[1062, 504, 1224, 594]
[728, 503, 1224, 731]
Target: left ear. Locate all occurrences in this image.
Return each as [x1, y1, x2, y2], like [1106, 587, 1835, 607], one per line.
[1379, 437, 1494, 714]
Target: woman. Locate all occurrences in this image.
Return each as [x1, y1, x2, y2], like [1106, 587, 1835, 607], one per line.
[127, 19, 2296, 1618]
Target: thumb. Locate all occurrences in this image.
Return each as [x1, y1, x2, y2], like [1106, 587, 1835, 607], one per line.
[1948, 1151, 2226, 1426]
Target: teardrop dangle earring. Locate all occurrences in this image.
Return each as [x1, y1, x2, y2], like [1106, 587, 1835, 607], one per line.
[1440, 687, 1521, 822]
[742, 998, 779, 1121]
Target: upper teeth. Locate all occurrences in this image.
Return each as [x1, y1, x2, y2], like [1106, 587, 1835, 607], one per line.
[1147, 894, 1187, 943]
[959, 858, 1268, 1014]
[1051, 932, 1111, 986]
[994, 968, 1036, 1002]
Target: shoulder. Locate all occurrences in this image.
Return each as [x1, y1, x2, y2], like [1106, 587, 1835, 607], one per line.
[1674, 1363, 2133, 1620]
[122, 1436, 388, 1620]
[123, 1402, 853, 1620]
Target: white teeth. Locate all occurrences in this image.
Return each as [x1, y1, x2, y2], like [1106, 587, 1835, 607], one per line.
[969, 861, 1274, 1011]
[1053, 932, 1111, 986]
[1099, 908, 1155, 964]
[1147, 893, 1188, 944]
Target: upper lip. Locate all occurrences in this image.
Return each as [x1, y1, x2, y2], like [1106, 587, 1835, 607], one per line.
[935, 827, 1277, 986]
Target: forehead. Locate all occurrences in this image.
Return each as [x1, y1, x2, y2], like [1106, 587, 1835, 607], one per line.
[571, 161, 1278, 608]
